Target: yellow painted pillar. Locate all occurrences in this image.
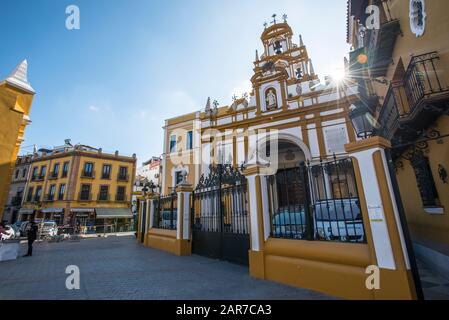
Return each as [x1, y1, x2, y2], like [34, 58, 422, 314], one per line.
[243, 163, 271, 280]
[175, 182, 193, 256]
[345, 137, 418, 300]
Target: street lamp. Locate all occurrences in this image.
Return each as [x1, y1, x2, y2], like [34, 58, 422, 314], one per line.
[349, 103, 377, 139]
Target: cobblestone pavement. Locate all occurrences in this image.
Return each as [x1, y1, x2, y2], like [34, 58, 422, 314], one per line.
[0, 236, 330, 300]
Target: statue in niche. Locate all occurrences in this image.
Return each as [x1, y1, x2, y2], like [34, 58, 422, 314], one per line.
[265, 88, 278, 110]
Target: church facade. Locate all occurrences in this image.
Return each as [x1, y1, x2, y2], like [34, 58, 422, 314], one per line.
[160, 19, 359, 195]
[140, 15, 420, 300]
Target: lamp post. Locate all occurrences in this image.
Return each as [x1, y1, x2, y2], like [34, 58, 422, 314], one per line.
[349, 104, 377, 139]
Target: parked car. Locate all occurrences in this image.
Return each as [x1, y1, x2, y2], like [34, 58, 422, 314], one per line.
[313, 198, 365, 242]
[271, 198, 365, 242]
[272, 207, 307, 239]
[160, 210, 177, 229]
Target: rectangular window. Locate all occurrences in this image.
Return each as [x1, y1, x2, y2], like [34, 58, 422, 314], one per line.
[170, 135, 177, 153]
[99, 185, 109, 201]
[118, 166, 128, 181]
[15, 170, 19, 179]
[186, 131, 193, 150]
[116, 186, 126, 201]
[52, 163, 60, 177]
[48, 185, 56, 201]
[62, 162, 70, 177]
[102, 164, 111, 179]
[39, 166, 47, 179]
[80, 184, 91, 201]
[26, 187, 34, 202]
[58, 184, 66, 201]
[22, 168, 27, 178]
[83, 162, 94, 178]
[35, 186, 42, 202]
[32, 167, 38, 181]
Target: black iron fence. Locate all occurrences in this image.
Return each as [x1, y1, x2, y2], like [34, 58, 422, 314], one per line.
[191, 165, 249, 235]
[267, 157, 366, 243]
[153, 193, 177, 230]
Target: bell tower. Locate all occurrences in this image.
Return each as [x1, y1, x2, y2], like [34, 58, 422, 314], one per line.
[251, 14, 319, 115]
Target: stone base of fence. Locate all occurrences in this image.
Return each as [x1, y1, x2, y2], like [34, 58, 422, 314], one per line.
[146, 229, 192, 256]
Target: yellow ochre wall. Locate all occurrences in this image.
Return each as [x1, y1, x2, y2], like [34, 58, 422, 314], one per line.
[372, 0, 449, 252]
[0, 82, 34, 221]
[396, 116, 449, 248]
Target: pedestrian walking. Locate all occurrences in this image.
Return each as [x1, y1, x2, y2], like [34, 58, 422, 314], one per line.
[23, 218, 38, 257]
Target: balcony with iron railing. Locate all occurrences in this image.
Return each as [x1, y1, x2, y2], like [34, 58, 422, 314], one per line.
[377, 52, 449, 146]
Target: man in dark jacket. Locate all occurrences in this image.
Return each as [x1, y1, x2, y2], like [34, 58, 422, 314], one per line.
[23, 218, 38, 257]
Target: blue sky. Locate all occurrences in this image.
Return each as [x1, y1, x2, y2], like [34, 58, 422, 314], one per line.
[0, 0, 350, 165]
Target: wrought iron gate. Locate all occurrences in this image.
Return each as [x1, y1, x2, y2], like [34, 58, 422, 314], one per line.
[191, 164, 250, 265]
[267, 157, 366, 243]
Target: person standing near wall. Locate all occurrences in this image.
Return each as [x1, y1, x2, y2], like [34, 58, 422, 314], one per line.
[23, 217, 38, 257]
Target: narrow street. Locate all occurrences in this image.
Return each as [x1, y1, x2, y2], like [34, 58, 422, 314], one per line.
[0, 236, 330, 300]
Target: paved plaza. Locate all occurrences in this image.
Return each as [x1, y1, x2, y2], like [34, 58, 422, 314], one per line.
[0, 236, 330, 300]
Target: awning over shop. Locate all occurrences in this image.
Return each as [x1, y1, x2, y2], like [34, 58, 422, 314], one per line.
[18, 208, 34, 215]
[70, 208, 95, 213]
[41, 208, 64, 214]
[95, 208, 133, 219]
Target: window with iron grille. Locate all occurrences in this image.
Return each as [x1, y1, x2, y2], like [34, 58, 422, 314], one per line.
[116, 186, 126, 201]
[62, 162, 70, 177]
[35, 186, 42, 202]
[99, 185, 109, 201]
[31, 167, 38, 180]
[102, 164, 111, 179]
[40, 166, 47, 179]
[58, 184, 66, 201]
[48, 185, 56, 200]
[410, 152, 440, 207]
[118, 166, 128, 180]
[52, 163, 60, 177]
[83, 162, 94, 177]
[80, 184, 91, 201]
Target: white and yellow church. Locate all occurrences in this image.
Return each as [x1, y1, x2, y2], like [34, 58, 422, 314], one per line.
[160, 18, 359, 195]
